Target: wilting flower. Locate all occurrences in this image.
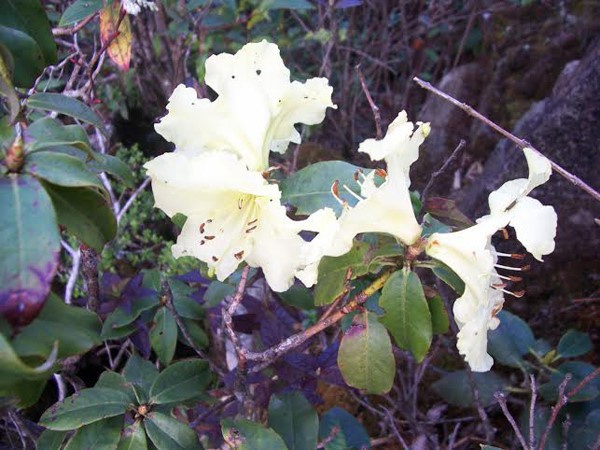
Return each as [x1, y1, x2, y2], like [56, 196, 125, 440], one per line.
[154, 41, 335, 171]
[145, 151, 336, 292]
[426, 147, 557, 371]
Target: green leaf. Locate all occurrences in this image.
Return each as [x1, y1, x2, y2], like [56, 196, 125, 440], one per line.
[379, 269, 432, 362]
[427, 293, 449, 334]
[0, 0, 56, 66]
[118, 420, 148, 450]
[145, 412, 202, 450]
[0, 25, 43, 87]
[27, 93, 104, 130]
[222, 418, 288, 450]
[28, 117, 93, 156]
[150, 308, 177, 365]
[280, 161, 368, 216]
[557, 329, 593, 358]
[123, 354, 159, 392]
[36, 429, 68, 450]
[0, 50, 20, 123]
[338, 311, 395, 394]
[0, 175, 60, 327]
[179, 318, 209, 349]
[25, 151, 102, 189]
[11, 293, 101, 359]
[424, 197, 474, 229]
[539, 362, 600, 403]
[203, 280, 234, 307]
[432, 371, 507, 407]
[89, 153, 136, 187]
[488, 311, 535, 368]
[314, 242, 370, 306]
[278, 285, 315, 310]
[268, 391, 318, 450]
[264, 0, 314, 9]
[318, 407, 370, 450]
[150, 359, 211, 405]
[102, 295, 158, 332]
[59, 0, 105, 26]
[64, 416, 123, 450]
[42, 182, 117, 252]
[430, 261, 465, 295]
[39, 387, 131, 431]
[96, 371, 136, 402]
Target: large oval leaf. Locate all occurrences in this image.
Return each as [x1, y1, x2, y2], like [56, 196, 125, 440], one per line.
[117, 420, 148, 450]
[338, 311, 395, 394]
[63, 416, 123, 450]
[378, 269, 432, 362]
[25, 152, 103, 189]
[149, 359, 211, 405]
[40, 387, 131, 431]
[319, 407, 370, 450]
[268, 391, 318, 450]
[222, 418, 288, 450]
[27, 93, 104, 130]
[488, 310, 535, 368]
[144, 412, 201, 450]
[0, 174, 60, 327]
[28, 117, 93, 156]
[149, 307, 177, 365]
[42, 182, 117, 252]
[280, 161, 367, 216]
[59, 0, 104, 27]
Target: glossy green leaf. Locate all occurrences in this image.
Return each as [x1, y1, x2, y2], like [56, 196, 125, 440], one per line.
[432, 370, 507, 407]
[0, 25, 43, 87]
[26, 152, 102, 191]
[430, 261, 465, 295]
[28, 117, 93, 155]
[268, 391, 318, 450]
[557, 329, 593, 358]
[0, 331, 56, 390]
[59, 0, 105, 26]
[278, 285, 315, 310]
[0, 50, 20, 123]
[40, 387, 131, 431]
[203, 280, 234, 307]
[42, 182, 117, 252]
[379, 269, 432, 362]
[95, 371, 136, 403]
[117, 420, 148, 450]
[280, 161, 368, 216]
[149, 307, 177, 365]
[338, 312, 395, 394]
[64, 416, 123, 450]
[428, 293, 449, 334]
[488, 311, 535, 368]
[145, 412, 202, 450]
[150, 359, 211, 405]
[314, 242, 370, 306]
[0, 175, 60, 327]
[318, 407, 370, 450]
[36, 429, 68, 450]
[179, 318, 209, 349]
[0, 0, 56, 65]
[89, 153, 136, 187]
[102, 295, 158, 333]
[222, 418, 287, 450]
[27, 93, 104, 130]
[11, 293, 101, 359]
[123, 354, 159, 392]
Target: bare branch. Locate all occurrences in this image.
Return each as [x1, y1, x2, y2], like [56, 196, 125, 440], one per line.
[529, 374, 537, 450]
[80, 245, 100, 312]
[538, 374, 571, 450]
[421, 139, 466, 211]
[413, 77, 600, 203]
[355, 64, 383, 140]
[117, 177, 151, 224]
[495, 392, 528, 450]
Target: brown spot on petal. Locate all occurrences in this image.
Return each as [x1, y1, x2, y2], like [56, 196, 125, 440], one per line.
[234, 251, 244, 260]
[204, 235, 215, 240]
[212, 256, 219, 262]
[199, 222, 205, 234]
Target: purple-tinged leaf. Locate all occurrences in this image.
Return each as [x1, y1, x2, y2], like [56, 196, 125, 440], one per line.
[0, 175, 60, 327]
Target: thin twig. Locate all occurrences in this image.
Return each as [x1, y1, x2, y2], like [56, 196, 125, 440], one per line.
[566, 366, 600, 398]
[245, 271, 392, 370]
[421, 139, 466, 211]
[413, 77, 600, 203]
[190, 395, 235, 428]
[561, 414, 571, 450]
[52, 13, 96, 36]
[495, 392, 528, 450]
[382, 406, 410, 450]
[117, 177, 151, 224]
[80, 245, 100, 312]
[355, 64, 383, 140]
[529, 374, 537, 450]
[53, 374, 67, 402]
[538, 374, 571, 450]
[61, 240, 81, 304]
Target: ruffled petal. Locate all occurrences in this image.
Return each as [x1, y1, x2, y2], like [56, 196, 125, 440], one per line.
[154, 41, 335, 171]
[509, 197, 557, 261]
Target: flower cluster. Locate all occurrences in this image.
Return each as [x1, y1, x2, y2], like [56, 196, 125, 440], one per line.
[145, 41, 557, 372]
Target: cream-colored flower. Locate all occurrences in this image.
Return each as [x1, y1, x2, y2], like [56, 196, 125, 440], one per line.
[144, 151, 337, 292]
[154, 41, 335, 171]
[122, 0, 157, 15]
[426, 147, 557, 371]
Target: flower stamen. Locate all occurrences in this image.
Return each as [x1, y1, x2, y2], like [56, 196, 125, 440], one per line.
[494, 263, 530, 272]
[330, 180, 346, 206]
[342, 184, 364, 203]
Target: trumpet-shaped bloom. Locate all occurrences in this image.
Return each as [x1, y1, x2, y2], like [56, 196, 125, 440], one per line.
[426, 147, 557, 371]
[154, 41, 335, 171]
[144, 151, 337, 292]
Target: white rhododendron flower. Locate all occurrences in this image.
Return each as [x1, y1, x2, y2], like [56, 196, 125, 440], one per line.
[122, 0, 157, 15]
[145, 151, 337, 292]
[426, 147, 557, 371]
[294, 112, 430, 283]
[154, 41, 335, 171]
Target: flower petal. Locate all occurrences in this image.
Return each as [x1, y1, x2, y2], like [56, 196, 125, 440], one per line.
[509, 197, 557, 261]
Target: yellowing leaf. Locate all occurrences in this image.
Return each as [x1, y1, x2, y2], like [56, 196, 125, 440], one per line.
[99, 2, 131, 71]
